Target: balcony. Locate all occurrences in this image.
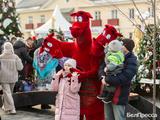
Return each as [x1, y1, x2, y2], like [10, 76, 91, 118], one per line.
[37, 23, 44, 28]
[107, 19, 119, 26]
[25, 23, 34, 29]
[91, 20, 102, 27]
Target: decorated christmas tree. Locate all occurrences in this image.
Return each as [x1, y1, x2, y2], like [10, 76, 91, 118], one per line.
[132, 25, 160, 93]
[137, 25, 160, 80]
[0, 0, 22, 39]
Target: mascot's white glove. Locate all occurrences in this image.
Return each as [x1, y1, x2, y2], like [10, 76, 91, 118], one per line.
[72, 72, 80, 77]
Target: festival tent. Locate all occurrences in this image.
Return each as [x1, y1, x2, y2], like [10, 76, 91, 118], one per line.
[34, 19, 53, 34]
[34, 5, 72, 37]
[53, 5, 71, 32]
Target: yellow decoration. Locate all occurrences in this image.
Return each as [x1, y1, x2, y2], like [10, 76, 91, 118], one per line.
[133, 27, 144, 53]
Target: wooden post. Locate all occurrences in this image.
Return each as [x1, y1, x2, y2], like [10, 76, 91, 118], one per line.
[152, 0, 157, 120]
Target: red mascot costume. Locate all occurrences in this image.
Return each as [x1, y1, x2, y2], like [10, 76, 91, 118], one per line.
[44, 11, 122, 120]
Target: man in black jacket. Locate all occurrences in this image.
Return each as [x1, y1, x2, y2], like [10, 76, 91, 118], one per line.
[99, 38, 138, 120]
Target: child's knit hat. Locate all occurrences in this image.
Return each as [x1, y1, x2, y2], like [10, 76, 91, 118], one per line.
[108, 40, 123, 52]
[64, 58, 77, 68]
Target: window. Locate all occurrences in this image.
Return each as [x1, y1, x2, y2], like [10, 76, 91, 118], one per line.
[148, 7, 153, 17]
[129, 32, 133, 39]
[40, 15, 45, 23]
[94, 11, 101, 20]
[28, 16, 33, 24]
[129, 8, 134, 19]
[111, 10, 118, 19]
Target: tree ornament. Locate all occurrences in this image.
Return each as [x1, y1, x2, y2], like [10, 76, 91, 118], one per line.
[145, 86, 151, 93]
[138, 65, 144, 72]
[0, 29, 4, 35]
[148, 51, 153, 56]
[144, 69, 149, 74]
[3, 18, 12, 28]
[8, 2, 13, 7]
[16, 17, 18, 20]
[140, 84, 145, 89]
[10, 13, 14, 17]
[3, 7, 8, 13]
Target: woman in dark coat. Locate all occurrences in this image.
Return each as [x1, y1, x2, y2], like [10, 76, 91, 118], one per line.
[13, 40, 33, 92]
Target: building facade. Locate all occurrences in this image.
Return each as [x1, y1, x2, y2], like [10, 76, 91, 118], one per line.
[16, 0, 160, 39]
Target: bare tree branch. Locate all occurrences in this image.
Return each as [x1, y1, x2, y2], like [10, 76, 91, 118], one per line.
[91, 0, 156, 33]
[106, 1, 144, 33]
[130, 0, 152, 33]
[150, 0, 154, 5]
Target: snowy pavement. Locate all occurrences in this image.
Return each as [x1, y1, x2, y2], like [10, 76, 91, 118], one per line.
[0, 105, 55, 120]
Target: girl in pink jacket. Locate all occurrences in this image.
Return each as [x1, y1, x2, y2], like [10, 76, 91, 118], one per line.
[51, 58, 81, 120]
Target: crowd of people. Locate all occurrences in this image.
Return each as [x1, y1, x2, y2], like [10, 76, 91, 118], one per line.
[0, 36, 44, 114]
[0, 18, 139, 120]
[0, 34, 138, 120]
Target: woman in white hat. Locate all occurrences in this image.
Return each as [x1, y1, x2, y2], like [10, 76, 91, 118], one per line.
[0, 42, 23, 114]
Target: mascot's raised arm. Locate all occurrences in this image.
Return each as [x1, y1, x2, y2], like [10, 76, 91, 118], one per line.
[92, 24, 123, 57]
[44, 11, 122, 120]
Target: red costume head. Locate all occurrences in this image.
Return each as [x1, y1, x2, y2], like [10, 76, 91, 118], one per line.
[70, 11, 92, 38]
[40, 33, 63, 58]
[70, 11, 93, 48]
[96, 24, 123, 46]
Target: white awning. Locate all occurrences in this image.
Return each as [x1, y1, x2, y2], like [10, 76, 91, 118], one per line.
[34, 19, 53, 34]
[34, 5, 72, 37]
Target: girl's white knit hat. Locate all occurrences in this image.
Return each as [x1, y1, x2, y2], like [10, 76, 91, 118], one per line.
[64, 58, 77, 68]
[3, 42, 14, 54]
